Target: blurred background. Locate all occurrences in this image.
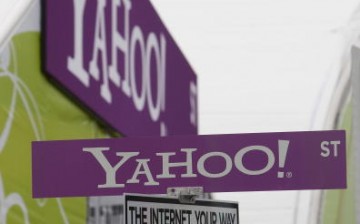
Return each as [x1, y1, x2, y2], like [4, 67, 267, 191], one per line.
[150, 0, 359, 223]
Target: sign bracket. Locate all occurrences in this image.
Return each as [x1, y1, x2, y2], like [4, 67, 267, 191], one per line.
[167, 186, 204, 204]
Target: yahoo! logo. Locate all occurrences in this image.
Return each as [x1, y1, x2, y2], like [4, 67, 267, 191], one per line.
[68, 0, 167, 122]
[83, 140, 291, 188]
[44, 0, 198, 136]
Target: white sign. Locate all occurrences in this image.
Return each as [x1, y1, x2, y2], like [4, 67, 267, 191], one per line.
[125, 195, 239, 224]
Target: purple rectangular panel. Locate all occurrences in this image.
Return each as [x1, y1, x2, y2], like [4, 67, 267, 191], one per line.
[43, 0, 197, 136]
[32, 130, 346, 198]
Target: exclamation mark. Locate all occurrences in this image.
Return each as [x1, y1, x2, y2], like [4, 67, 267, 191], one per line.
[278, 140, 290, 178]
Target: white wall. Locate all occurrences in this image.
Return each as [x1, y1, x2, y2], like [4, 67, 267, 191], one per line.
[151, 0, 360, 223]
[0, 0, 34, 53]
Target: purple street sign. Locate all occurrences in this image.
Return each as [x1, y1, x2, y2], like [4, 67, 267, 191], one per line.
[43, 0, 198, 136]
[32, 130, 346, 198]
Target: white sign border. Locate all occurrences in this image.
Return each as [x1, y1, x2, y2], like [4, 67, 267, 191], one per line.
[124, 194, 239, 224]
